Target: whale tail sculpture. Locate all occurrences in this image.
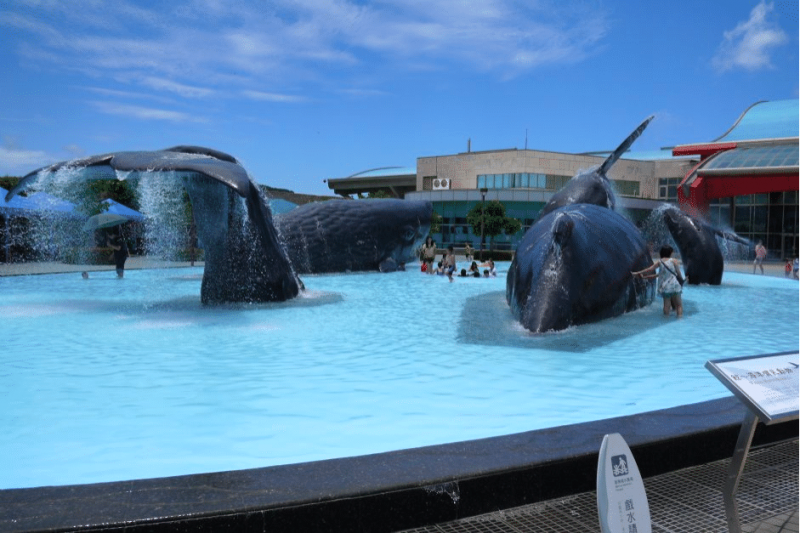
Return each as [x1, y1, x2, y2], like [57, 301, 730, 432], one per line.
[597, 115, 654, 176]
[539, 115, 655, 218]
[6, 147, 301, 304]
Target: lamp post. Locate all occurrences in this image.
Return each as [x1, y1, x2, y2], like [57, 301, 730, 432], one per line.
[479, 188, 488, 261]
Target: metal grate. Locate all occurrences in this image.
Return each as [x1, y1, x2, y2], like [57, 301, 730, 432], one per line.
[395, 440, 798, 533]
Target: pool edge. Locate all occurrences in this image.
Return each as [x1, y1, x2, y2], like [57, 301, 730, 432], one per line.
[1, 396, 797, 532]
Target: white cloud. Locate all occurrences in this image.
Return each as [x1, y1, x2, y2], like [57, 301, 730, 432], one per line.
[241, 90, 307, 103]
[0, 146, 55, 175]
[712, 1, 788, 72]
[62, 144, 86, 158]
[140, 77, 215, 99]
[85, 86, 167, 102]
[91, 102, 206, 123]
[4, 0, 609, 91]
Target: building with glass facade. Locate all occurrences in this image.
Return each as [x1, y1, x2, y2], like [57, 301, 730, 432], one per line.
[674, 100, 799, 260]
[327, 99, 798, 259]
[404, 148, 694, 251]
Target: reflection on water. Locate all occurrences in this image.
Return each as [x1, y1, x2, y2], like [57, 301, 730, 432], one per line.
[0, 264, 797, 489]
[458, 290, 688, 351]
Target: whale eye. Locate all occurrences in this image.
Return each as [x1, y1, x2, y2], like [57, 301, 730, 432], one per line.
[402, 227, 416, 242]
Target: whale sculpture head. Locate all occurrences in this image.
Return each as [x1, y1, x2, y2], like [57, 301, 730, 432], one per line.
[539, 116, 654, 218]
[275, 198, 432, 274]
[662, 206, 724, 285]
[507, 204, 654, 333]
[6, 146, 302, 304]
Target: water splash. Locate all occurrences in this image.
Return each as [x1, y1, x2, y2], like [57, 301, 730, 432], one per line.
[639, 203, 678, 257]
[136, 172, 191, 260]
[424, 481, 460, 504]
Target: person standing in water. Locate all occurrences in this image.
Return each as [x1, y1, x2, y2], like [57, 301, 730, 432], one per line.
[443, 245, 456, 279]
[632, 245, 684, 318]
[753, 240, 767, 274]
[107, 229, 129, 278]
[420, 236, 436, 275]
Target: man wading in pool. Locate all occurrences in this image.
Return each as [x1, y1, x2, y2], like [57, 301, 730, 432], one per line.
[107, 231, 129, 278]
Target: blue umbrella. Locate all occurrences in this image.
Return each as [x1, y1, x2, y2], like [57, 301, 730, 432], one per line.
[83, 213, 130, 232]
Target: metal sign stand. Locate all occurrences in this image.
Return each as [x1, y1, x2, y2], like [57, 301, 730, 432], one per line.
[722, 409, 759, 533]
[705, 351, 799, 533]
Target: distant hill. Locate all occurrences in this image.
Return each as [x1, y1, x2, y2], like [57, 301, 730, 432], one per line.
[259, 185, 340, 206]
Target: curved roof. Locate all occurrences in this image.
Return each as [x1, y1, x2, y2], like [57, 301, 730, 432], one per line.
[702, 143, 798, 172]
[714, 99, 798, 142]
[346, 166, 415, 178]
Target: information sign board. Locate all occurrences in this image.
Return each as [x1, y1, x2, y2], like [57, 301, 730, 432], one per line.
[705, 351, 799, 424]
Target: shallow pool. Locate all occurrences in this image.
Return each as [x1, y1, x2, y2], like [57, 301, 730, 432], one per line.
[1, 264, 797, 489]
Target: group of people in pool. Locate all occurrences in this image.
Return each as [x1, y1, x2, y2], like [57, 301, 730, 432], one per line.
[419, 237, 497, 282]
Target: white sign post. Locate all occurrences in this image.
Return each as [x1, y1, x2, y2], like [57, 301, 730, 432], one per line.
[597, 433, 651, 533]
[705, 351, 799, 533]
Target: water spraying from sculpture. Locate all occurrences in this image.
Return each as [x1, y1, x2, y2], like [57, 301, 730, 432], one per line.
[641, 204, 749, 285]
[6, 146, 301, 304]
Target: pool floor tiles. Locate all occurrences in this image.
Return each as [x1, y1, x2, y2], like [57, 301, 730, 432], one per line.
[395, 439, 798, 533]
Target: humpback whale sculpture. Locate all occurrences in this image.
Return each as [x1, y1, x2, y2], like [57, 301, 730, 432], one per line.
[661, 206, 726, 285]
[275, 199, 432, 273]
[506, 204, 654, 333]
[507, 117, 658, 333]
[5, 146, 301, 304]
[539, 115, 654, 218]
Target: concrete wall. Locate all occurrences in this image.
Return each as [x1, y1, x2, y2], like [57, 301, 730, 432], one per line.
[417, 149, 696, 200]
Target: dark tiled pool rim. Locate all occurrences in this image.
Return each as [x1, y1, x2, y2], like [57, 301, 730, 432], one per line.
[1, 396, 797, 532]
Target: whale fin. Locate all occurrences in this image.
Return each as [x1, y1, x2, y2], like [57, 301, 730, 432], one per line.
[598, 115, 654, 176]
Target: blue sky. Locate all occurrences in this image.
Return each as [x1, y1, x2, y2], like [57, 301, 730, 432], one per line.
[1, 0, 797, 196]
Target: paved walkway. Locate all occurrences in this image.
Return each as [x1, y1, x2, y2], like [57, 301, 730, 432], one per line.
[1, 257, 795, 279]
[724, 260, 797, 279]
[0, 256, 204, 277]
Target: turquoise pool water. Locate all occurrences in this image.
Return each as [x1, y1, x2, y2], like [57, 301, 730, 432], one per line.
[1, 264, 797, 489]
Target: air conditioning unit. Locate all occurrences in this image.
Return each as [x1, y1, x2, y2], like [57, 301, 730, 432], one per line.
[432, 178, 450, 190]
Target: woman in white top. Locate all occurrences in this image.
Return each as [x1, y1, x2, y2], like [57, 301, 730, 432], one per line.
[632, 245, 684, 318]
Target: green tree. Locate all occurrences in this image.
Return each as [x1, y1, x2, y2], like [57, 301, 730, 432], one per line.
[365, 190, 392, 199]
[429, 210, 442, 235]
[466, 200, 521, 252]
[67, 180, 139, 216]
[0, 176, 21, 192]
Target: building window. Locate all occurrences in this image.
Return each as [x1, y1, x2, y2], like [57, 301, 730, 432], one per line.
[612, 180, 640, 197]
[658, 178, 680, 201]
[477, 173, 568, 190]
